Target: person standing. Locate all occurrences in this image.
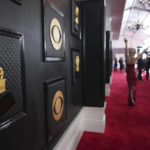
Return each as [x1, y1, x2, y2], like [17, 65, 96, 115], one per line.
[146, 54, 150, 80]
[137, 58, 144, 81]
[124, 38, 149, 106]
[114, 57, 117, 72]
[119, 57, 124, 72]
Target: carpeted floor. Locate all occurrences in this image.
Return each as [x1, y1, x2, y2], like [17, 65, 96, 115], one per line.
[76, 70, 150, 150]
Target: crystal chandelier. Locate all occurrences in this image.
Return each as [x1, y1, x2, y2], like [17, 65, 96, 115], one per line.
[128, 19, 145, 32]
[139, 0, 150, 9]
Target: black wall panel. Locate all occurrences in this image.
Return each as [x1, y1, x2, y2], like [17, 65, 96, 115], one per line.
[82, 1, 105, 107]
[109, 41, 113, 77]
[43, 1, 65, 61]
[72, 49, 81, 84]
[0, 0, 105, 149]
[45, 78, 66, 142]
[0, 28, 26, 129]
[0, 1, 46, 150]
[105, 31, 110, 83]
[71, 1, 81, 39]
[0, 0, 82, 150]
[105, 31, 113, 84]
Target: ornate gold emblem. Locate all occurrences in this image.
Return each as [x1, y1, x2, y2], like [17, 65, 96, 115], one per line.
[52, 90, 64, 121]
[0, 67, 6, 94]
[50, 18, 63, 50]
[75, 56, 80, 72]
[75, 6, 79, 24]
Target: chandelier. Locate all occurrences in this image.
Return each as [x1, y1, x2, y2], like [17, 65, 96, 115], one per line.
[128, 19, 145, 32]
[138, 0, 150, 9]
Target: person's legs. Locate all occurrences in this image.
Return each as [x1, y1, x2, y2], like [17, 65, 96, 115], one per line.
[120, 64, 123, 72]
[138, 68, 143, 80]
[146, 66, 149, 80]
[128, 80, 136, 106]
[115, 65, 117, 72]
[114, 64, 115, 72]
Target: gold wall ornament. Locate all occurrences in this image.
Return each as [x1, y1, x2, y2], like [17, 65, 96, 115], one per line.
[75, 6, 79, 17]
[75, 56, 80, 72]
[0, 67, 6, 94]
[50, 18, 63, 50]
[52, 90, 64, 121]
[74, 6, 79, 24]
[75, 17, 79, 25]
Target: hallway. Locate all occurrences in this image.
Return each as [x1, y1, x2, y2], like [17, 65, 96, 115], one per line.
[1, 0, 150, 149]
[77, 70, 150, 150]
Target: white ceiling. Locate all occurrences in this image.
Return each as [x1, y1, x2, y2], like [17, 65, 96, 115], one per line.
[106, 0, 126, 40]
[106, 0, 150, 49]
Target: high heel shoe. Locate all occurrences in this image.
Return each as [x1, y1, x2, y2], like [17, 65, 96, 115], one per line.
[128, 98, 135, 106]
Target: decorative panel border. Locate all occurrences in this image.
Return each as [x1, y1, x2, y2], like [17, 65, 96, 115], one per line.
[44, 77, 66, 142]
[0, 27, 26, 130]
[42, 0, 65, 62]
[71, 0, 81, 40]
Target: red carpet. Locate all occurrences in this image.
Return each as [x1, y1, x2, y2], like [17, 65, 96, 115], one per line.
[76, 70, 150, 150]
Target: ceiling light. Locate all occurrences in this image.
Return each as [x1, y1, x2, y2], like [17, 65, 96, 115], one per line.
[128, 19, 149, 32]
[138, 0, 150, 8]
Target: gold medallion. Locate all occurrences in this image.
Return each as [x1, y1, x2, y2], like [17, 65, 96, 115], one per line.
[75, 7, 79, 24]
[52, 90, 64, 121]
[75, 6, 79, 17]
[50, 18, 63, 50]
[75, 17, 79, 24]
[0, 67, 6, 94]
[75, 56, 80, 72]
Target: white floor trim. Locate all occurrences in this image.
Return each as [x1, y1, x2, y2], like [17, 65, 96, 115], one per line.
[105, 83, 110, 97]
[110, 74, 112, 84]
[105, 74, 112, 97]
[53, 104, 106, 150]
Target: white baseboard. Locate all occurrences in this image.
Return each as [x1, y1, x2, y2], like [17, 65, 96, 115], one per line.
[105, 84, 110, 97]
[105, 74, 112, 97]
[110, 74, 112, 84]
[53, 104, 106, 150]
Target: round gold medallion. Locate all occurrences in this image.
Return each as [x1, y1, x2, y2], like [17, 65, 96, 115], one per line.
[75, 56, 80, 72]
[52, 90, 64, 121]
[50, 18, 63, 50]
